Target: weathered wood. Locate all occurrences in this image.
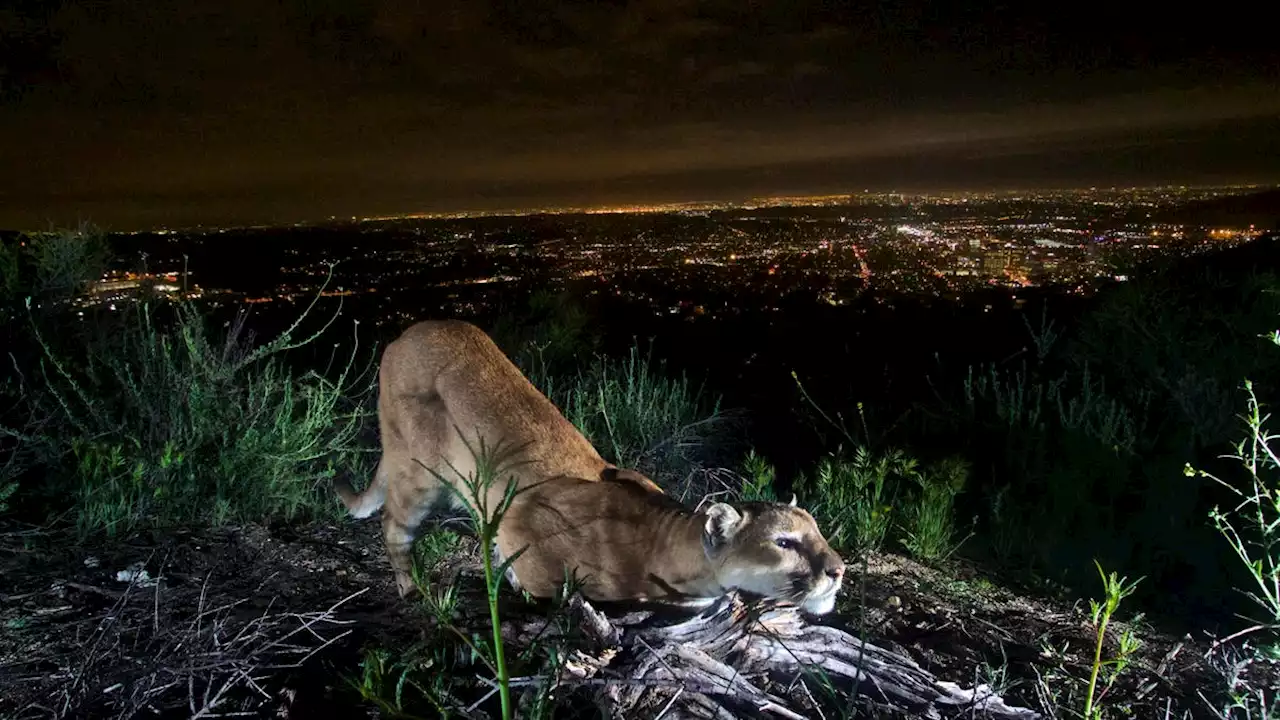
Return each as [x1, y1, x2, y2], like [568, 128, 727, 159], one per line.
[506, 592, 1042, 719]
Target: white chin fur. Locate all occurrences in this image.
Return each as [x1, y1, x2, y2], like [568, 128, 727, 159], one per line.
[802, 592, 837, 615]
[801, 578, 842, 615]
[719, 569, 842, 614]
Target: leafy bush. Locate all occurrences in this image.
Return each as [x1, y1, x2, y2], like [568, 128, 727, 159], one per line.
[738, 449, 779, 502]
[0, 224, 109, 314]
[5, 233, 377, 533]
[798, 445, 913, 554]
[538, 342, 739, 499]
[958, 359, 1148, 574]
[795, 444, 971, 562]
[900, 456, 972, 562]
[1198, 381, 1280, 641]
[933, 269, 1280, 615]
[1190, 323, 1280, 671]
[491, 290, 741, 499]
[28, 226, 110, 303]
[1067, 267, 1280, 450]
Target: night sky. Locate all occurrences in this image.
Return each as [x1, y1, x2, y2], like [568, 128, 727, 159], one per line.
[3, 0, 1278, 230]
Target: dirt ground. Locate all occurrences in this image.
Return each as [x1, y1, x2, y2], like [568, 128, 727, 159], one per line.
[0, 518, 1269, 719]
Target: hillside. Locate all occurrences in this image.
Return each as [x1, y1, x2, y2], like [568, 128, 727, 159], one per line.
[0, 228, 1277, 718]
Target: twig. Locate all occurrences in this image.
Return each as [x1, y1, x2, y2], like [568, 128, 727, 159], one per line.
[1207, 623, 1275, 654]
[654, 687, 685, 720]
[60, 581, 122, 599]
[62, 558, 146, 714]
[758, 701, 809, 720]
[154, 550, 171, 635]
[252, 587, 366, 657]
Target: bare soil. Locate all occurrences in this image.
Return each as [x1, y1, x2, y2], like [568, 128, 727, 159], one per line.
[0, 519, 1268, 719]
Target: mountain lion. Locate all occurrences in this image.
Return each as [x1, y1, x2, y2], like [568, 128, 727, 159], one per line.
[335, 319, 845, 614]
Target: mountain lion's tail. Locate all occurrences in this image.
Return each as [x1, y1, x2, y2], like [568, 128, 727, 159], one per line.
[334, 463, 388, 519]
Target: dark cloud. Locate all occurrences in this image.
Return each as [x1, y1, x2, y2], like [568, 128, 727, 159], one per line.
[1, 0, 1277, 229]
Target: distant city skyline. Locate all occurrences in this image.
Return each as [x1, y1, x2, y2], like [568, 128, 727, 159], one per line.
[76, 188, 1264, 332]
[3, 0, 1277, 231]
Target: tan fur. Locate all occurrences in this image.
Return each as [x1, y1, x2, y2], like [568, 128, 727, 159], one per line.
[336, 319, 845, 614]
[499, 476, 847, 614]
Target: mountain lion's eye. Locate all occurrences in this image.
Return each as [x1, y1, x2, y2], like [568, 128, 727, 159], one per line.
[775, 537, 796, 550]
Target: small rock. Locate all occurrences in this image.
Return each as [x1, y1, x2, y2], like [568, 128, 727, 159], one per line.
[115, 562, 157, 587]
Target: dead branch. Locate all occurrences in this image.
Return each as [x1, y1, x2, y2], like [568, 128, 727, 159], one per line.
[506, 591, 1043, 720]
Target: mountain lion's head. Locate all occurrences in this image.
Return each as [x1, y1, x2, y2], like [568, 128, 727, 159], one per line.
[701, 497, 845, 614]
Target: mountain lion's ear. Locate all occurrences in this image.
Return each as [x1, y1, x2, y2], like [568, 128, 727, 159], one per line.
[702, 503, 743, 550]
[788, 494, 798, 508]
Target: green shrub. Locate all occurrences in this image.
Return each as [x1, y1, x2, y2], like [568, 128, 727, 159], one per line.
[1067, 267, 1280, 449]
[938, 280, 1268, 613]
[28, 225, 110, 302]
[912, 260, 1280, 622]
[15, 284, 376, 534]
[0, 225, 108, 314]
[539, 342, 738, 498]
[959, 359, 1146, 572]
[799, 445, 915, 554]
[1189, 322, 1280, 665]
[798, 446, 971, 560]
[738, 449, 779, 502]
[491, 290, 739, 498]
[987, 484, 1031, 567]
[900, 456, 972, 562]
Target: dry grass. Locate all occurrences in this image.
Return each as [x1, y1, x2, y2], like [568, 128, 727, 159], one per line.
[0, 515, 1262, 720]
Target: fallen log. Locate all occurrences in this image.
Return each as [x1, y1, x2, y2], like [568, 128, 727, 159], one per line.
[504, 592, 1042, 719]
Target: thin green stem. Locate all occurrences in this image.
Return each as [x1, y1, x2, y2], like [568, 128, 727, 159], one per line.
[1083, 610, 1109, 719]
[481, 526, 513, 720]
